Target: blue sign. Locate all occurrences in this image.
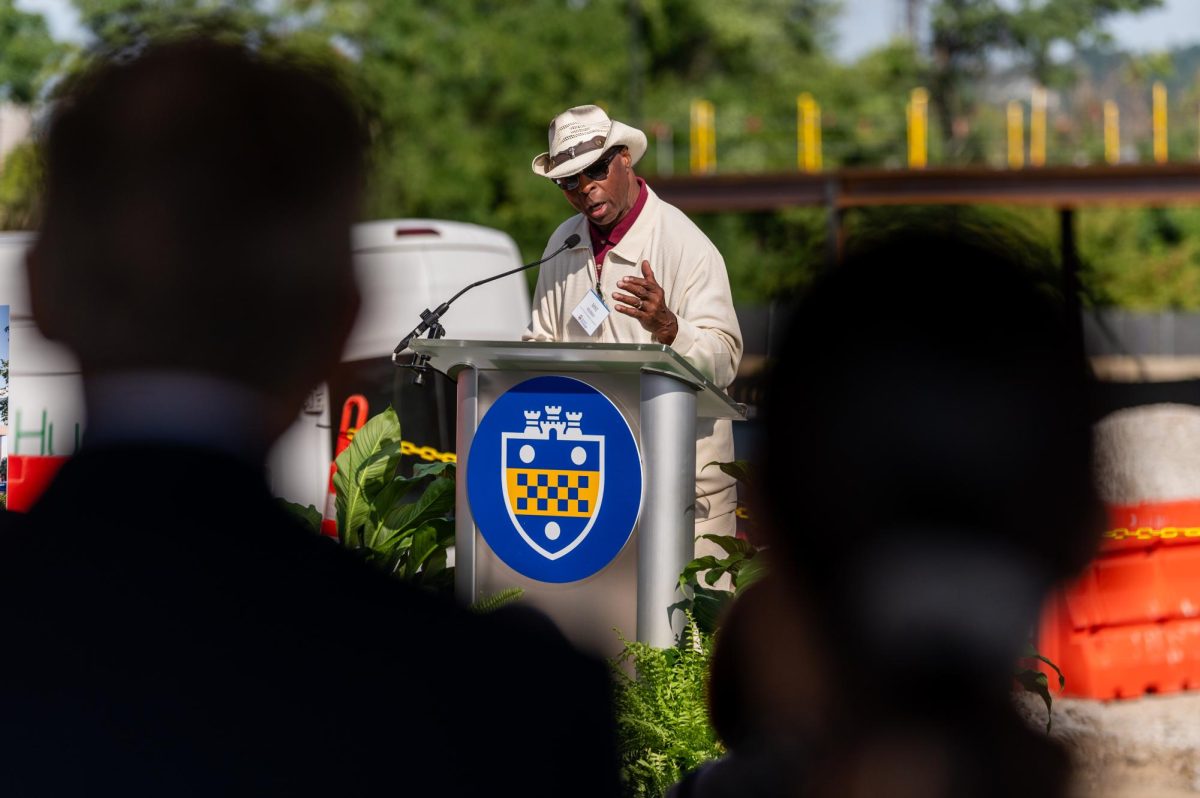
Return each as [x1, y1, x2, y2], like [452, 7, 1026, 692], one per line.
[467, 375, 643, 583]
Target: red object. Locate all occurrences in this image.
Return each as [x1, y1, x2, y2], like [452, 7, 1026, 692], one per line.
[6, 455, 70, 512]
[1061, 546, 1200, 630]
[1098, 499, 1200, 553]
[335, 395, 369, 463]
[1039, 593, 1200, 699]
[1038, 500, 1200, 699]
[321, 395, 369, 538]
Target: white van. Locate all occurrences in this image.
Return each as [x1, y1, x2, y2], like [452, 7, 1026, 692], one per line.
[0, 220, 532, 511]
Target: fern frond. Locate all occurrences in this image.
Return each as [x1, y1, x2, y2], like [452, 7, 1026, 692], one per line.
[470, 587, 524, 613]
[611, 618, 723, 797]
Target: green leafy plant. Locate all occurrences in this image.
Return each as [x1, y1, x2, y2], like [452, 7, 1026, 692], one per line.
[331, 406, 456, 592]
[679, 532, 761, 593]
[704, 459, 752, 487]
[283, 408, 526, 610]
[280, 500, 321, 532]
[611, 618, 723, 798]
[612, 457, 759, 797]
[1015, 643, 1067, 732]
[676, 533, 766, 635]
[672, 460, 766, 634]
[674, 464, 764, 635]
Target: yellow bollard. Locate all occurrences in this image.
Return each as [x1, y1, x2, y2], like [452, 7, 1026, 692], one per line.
[1153, 81, 1168, 164]
[700, 100, 710, 171]
[1007, 100, 1024, 169]
[690, 100, 716, 174]
[689, 100, 702, 173]
[907, 87, 928, 169]
[1030, 86, 1047, 167]
[1104, 100, 1120, 165]
[814, 104, 822, 171]
[811, 104, 820, 171]
[797, 93, 822, 172]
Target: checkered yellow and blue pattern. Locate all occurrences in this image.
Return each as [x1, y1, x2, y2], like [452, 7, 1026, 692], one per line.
[506, 469, 601, 518]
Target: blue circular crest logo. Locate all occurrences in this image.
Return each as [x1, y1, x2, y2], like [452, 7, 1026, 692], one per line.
[467, 375, 642, 583]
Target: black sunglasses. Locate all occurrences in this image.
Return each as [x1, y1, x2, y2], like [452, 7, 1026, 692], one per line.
[553, 147, 623, 191]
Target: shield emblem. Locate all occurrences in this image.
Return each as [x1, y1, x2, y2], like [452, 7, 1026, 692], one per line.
[501, 422, 604, 560]
[468, 378, 642, 583]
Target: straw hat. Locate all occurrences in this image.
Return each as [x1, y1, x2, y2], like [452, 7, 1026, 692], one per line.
[531, 105, 647, 180]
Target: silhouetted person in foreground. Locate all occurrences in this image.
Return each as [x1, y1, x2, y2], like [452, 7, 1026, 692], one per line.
[717, 227, 1101, 798]
[670, 572, 825, 798]
[0, 37, 618, 797]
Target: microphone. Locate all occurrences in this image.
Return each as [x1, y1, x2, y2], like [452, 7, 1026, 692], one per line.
[392, 233, 581, 362]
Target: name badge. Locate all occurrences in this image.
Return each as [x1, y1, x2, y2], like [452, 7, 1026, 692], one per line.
[571, 289, 610, 336]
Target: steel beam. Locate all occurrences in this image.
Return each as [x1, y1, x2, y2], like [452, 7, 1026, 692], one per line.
[650, 164, 1200, 212]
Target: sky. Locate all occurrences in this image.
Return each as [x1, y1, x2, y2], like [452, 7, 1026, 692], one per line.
[834, 0, 1200, 61]
[14, 0, 83, 41]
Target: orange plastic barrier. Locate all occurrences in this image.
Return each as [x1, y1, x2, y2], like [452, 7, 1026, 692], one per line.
[6, 455, 69, 512]
[1038, 500, 1200, 699]
[1040, 593, 1200, 699]
[1063, 545, 1200, 630]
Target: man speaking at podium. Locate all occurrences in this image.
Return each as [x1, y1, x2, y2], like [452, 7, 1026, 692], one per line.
[525, 105, 744, 541]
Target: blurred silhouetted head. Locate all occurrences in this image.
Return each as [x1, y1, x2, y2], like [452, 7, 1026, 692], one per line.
[759, 226, 1093, 798]
[707, 575, 825, 752]
[30, 36, 365, 416]
[762, 225, 1100, 690]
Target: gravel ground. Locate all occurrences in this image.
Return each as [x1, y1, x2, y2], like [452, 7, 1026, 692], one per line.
[1017, 691, 1200, 797]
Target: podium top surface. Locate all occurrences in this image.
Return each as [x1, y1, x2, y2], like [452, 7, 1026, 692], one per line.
[409, 339, 746, 420]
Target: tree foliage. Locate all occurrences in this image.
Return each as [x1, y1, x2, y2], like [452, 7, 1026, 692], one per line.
[0, 0, 1179, 306]
[928, 0, 1163, 158]
[0, 141, 42, 230]
[70, 0, 269, 47]
[343, 0, 634, 257]
[1005, 0, 1166, 87]
[0, 0, 62, 103]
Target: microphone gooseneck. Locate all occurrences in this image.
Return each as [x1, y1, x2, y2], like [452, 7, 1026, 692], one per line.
[391, 233, 581, 374]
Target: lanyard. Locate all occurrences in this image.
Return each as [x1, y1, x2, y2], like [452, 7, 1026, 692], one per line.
[594, 259, 603, 299]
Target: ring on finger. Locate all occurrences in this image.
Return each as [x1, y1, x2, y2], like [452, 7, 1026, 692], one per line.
[637, 300, 644, 310]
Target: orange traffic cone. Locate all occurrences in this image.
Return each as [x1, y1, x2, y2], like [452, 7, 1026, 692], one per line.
[322, 394, 369, 539]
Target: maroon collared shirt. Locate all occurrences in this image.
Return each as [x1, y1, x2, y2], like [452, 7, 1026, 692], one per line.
[589, 177, 648, 265]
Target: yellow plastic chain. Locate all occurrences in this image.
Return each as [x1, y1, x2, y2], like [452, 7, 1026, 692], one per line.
[1104, 527, 1200, 541]
[400, 439, 457, 464]
[342, 428, 458, 464]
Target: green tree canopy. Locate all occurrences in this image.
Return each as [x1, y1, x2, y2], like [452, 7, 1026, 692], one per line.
[0, 0, 1174, 308]
[70, 0, 268, 47]
[929, 0, 1163, 159]
[0, 0, 62, 103]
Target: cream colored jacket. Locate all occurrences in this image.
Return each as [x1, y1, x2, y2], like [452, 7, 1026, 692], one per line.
[523, 185, 743, 528]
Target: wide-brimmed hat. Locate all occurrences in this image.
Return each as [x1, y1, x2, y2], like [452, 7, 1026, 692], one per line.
[531, 105, 647, 180]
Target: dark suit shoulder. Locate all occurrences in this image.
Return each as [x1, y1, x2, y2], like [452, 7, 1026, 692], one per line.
[0, 445, 619, 797]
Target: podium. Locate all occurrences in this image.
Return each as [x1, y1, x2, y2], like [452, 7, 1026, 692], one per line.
[410, 339, 745, 652]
